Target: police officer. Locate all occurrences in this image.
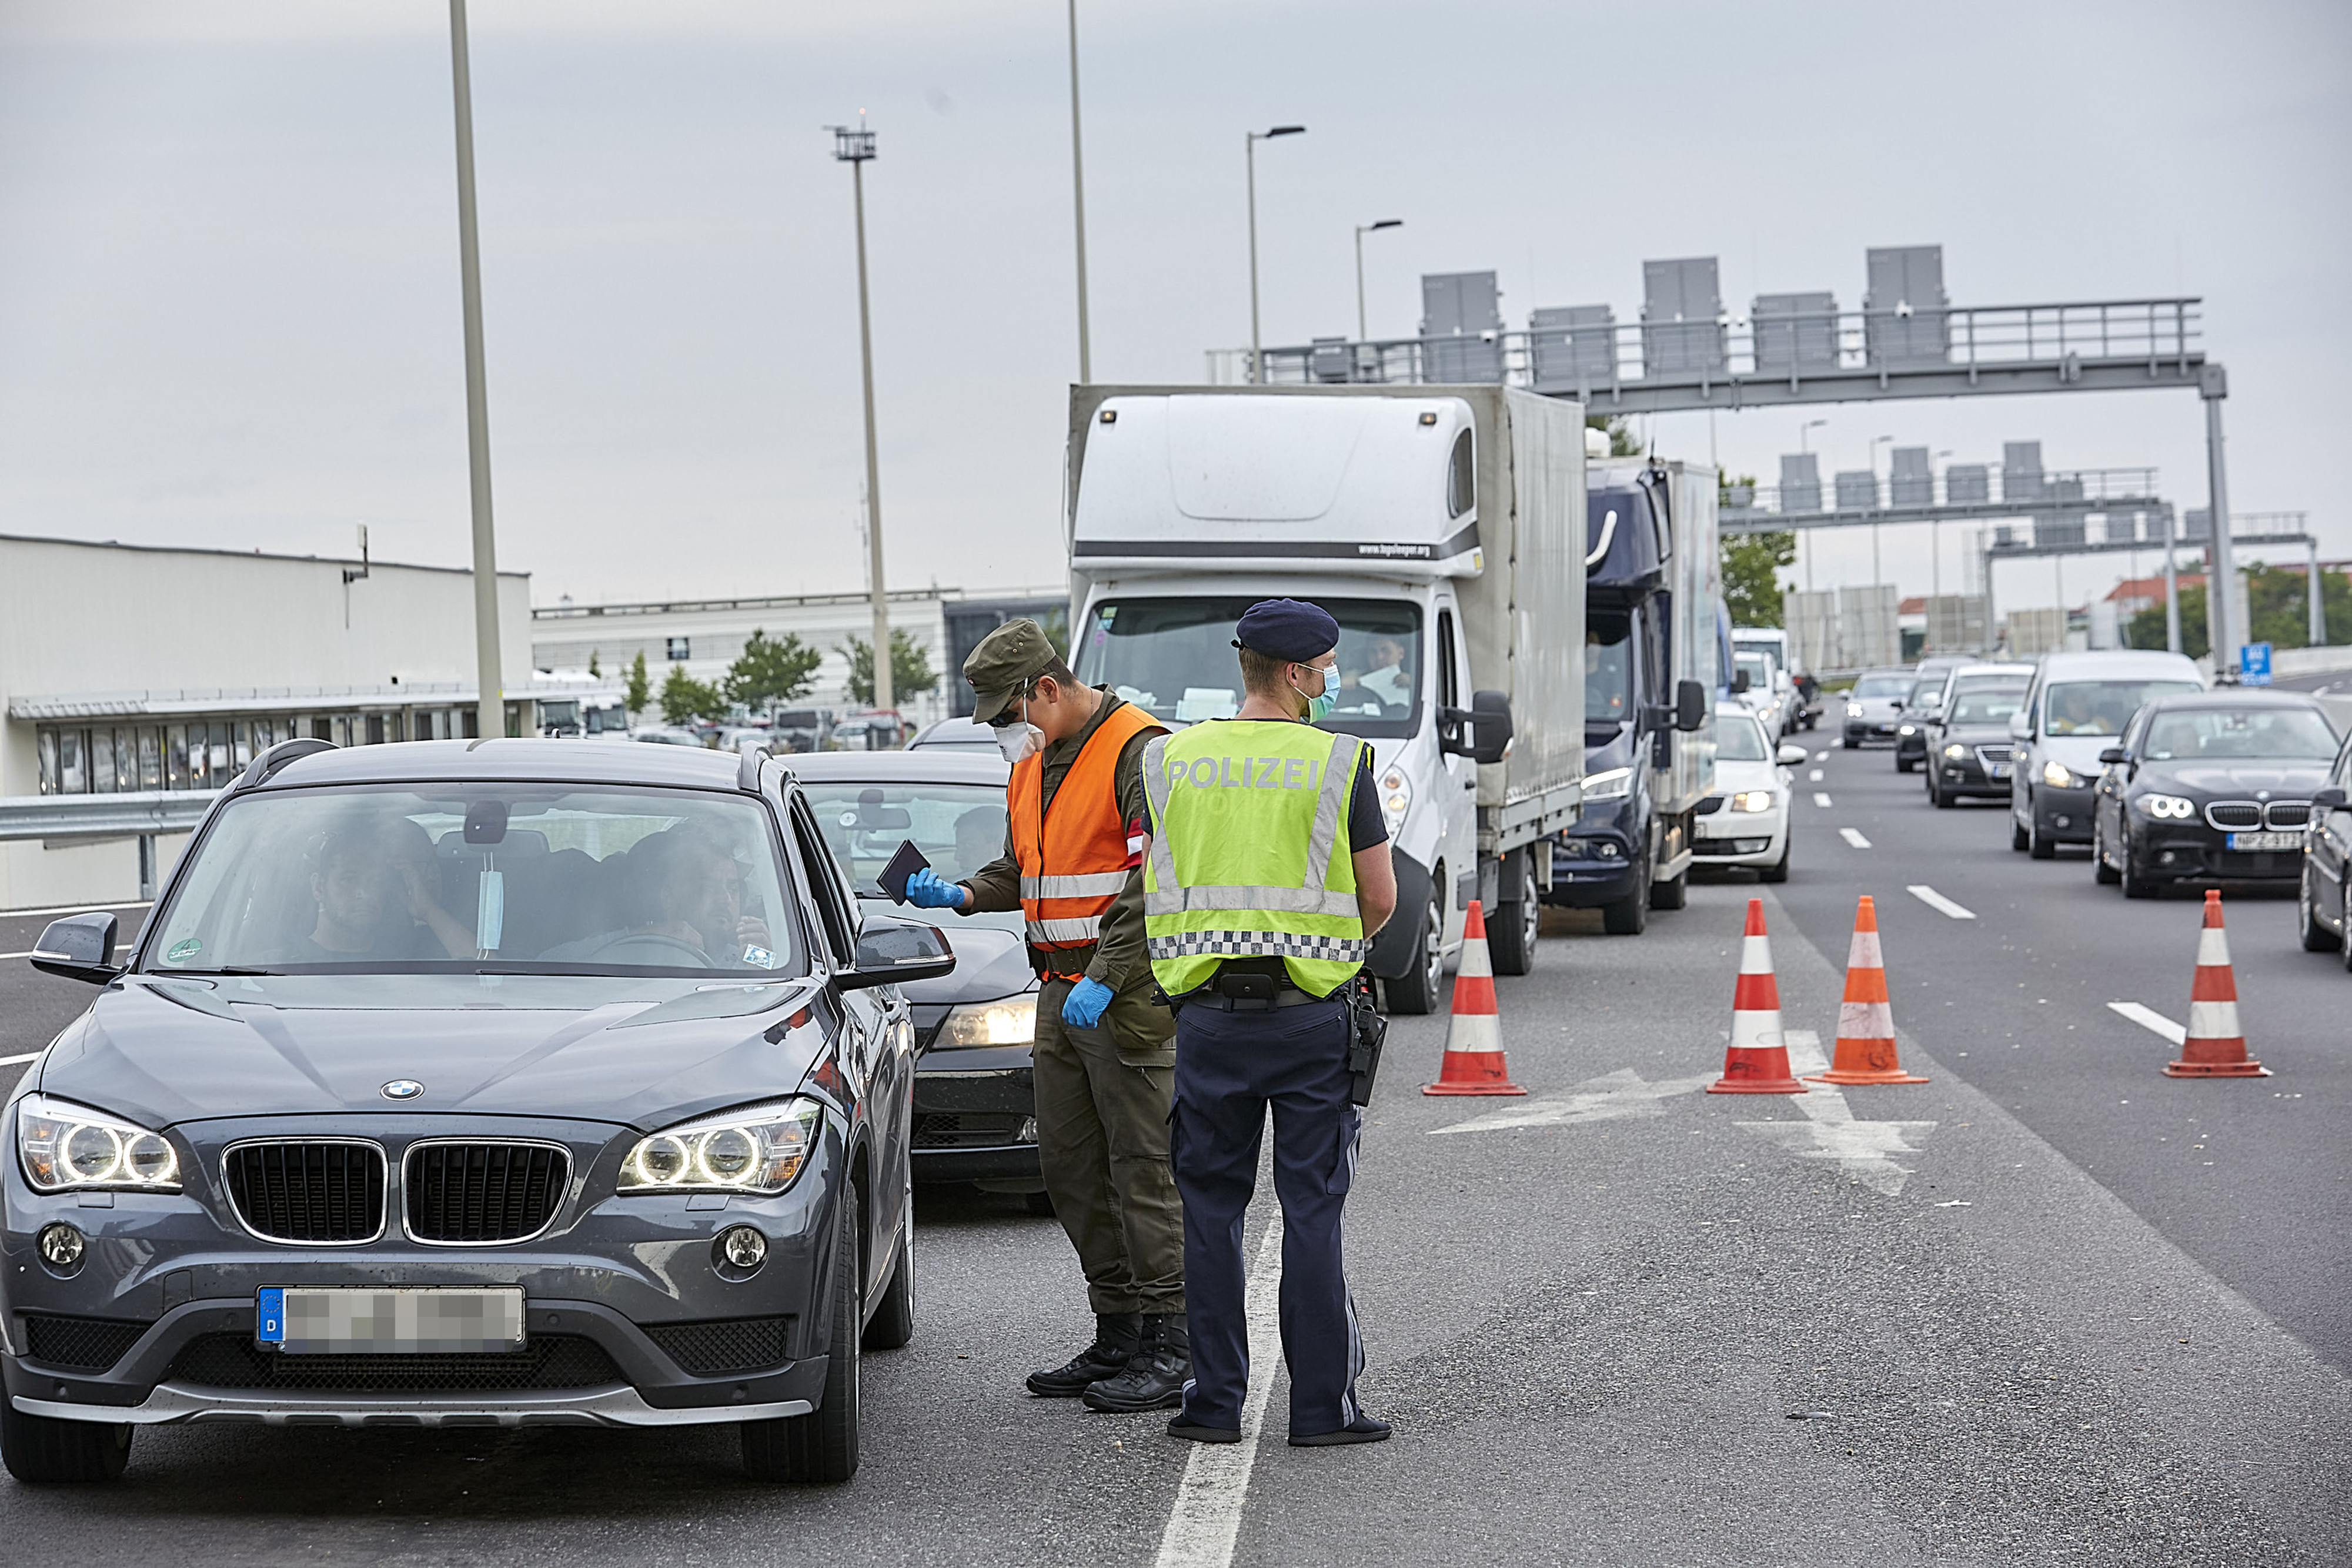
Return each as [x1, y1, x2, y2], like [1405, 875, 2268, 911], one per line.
[1141, 599, 1398, 1447]
[902, 618, 1192, 1412]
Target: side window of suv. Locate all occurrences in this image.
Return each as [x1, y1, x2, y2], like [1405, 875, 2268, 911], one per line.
[785, 794, 856, 967]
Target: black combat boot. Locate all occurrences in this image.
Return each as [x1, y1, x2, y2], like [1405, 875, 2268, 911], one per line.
[1081, 1314, 1191, 1413]
[1026, 1313, 1142, 1398]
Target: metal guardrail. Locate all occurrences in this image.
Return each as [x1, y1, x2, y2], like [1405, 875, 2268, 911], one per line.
[0, 790, 219, 844]
[1209, 296, 2205, 412]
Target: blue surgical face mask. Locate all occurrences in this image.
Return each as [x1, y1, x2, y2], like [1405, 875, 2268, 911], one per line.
[1294, 661, 1339, 723]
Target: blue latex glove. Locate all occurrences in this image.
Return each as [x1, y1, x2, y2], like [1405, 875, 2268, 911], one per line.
[903, 868, 966, 910]
[1061, 976, 1115, 1029]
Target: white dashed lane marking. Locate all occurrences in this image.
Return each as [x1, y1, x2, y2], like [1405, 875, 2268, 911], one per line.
[1906, 884, 1976, 920]
[2107, 1001, 2187, 1046]
[1809, 769, 1823, 782]
[1839, 827, 1872, 849]
[1813, 792, 1834, 808]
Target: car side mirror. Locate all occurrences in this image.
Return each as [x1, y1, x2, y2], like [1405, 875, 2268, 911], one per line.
[836, 917, 958, 991]
[2313, 786, 2349, 813]
[32, 912, 121, 985]
[1444, 690, 1514, 764]
[1730, 669, 1752, 694]
[2098, 747, 2127, 766]
[2009, 712, 2032, 741]
[1776, 743, 1808, 766]
[1675, 680, 1707, 733]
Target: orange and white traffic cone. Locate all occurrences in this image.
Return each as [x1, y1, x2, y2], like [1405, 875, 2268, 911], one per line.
[1424, 900, 1525, 1096]
[2166, 890, 2269, 1078]
[1806, 894, 1929, 1086]
[1708, 897, 1805, 1094]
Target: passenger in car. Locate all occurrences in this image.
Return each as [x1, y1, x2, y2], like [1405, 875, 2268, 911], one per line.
[283, 817, 473, 962]
[539, 824, 774, 968]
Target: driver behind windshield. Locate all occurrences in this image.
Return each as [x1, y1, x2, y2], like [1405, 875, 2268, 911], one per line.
[541, 823, 773, 968]
[282, 817, 473, 963]
[1339, 634, 1411, 711]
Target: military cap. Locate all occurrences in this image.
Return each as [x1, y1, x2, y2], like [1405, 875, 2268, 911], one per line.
[1233, 598, 1341, 663]
[964, 617, 1061, 724]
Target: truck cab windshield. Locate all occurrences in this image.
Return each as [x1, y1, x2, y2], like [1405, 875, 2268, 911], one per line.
[1074, 597, 1422, 738]
[1585, 618, 1632, 727]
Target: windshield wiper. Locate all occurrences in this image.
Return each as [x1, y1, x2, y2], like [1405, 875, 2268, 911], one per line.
[167, 966, 280, 977]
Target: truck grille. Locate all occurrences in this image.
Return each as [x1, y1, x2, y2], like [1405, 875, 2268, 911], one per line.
[169, 1333, 619, 1393]
[224, 1142, 385, 1243]
[405, 1142, 569, 1243]
[24, 1314, 146, 1372]
[643, 1317, 793, 1375]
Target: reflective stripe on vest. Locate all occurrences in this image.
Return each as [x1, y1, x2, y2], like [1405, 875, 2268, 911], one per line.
[1141, 723, 1367, 998]
[1008, 698, 1167, 973]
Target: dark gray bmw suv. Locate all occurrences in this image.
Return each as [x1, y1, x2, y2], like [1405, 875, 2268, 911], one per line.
[3, 738, 951, 1485]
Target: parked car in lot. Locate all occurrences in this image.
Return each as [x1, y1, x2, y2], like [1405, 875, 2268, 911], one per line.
[2297, 727, 2352, 965]
[789, 752, 1049, 1209]
[1841, 668, 1915, 748]
[1689, 709, 1804, 882]
[2010, 649, 2204, 858]
[1923, 663, 2034, 807]
[2088, 690, 2341, 897]
[5, 737, 955, 1485]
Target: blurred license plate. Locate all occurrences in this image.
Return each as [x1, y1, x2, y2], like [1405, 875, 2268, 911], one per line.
[1986, 764, 2012, 778]
[2226, 831, 2300, 851]
[258, 1287, 524, 1355]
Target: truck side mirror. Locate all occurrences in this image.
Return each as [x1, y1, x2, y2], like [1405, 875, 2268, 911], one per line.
[32, 911, 121, 985]
[1451, 690, 1513, 765]
[1675, 680, 1707, 733]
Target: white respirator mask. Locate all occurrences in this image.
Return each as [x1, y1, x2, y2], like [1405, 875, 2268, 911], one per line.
[995, 694, 1044, 764]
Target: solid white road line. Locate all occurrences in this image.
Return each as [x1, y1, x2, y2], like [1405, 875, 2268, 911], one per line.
[1839, 827, 1872, 849]
[1813, 792, 1834, 808]
[1155, 1212, 1285, 1568]
[0, 1052, 41, 1068]
[1906, 884, 1976, 920]
[2107, 1001, 2187, 1046]
[1809, 769, 1824, 782]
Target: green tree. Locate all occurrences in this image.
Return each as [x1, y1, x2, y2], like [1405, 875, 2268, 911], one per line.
[724, 628, 821, 713]
[1586, 413, 1640, 457]
[587, 650, 601, 678]
[1722, 530, 1797, 627]
[660, 664, 727, 726]
[624, 649, 651, 717]
[840, 628, 941, 708]
[2126, 567, 2350, 660]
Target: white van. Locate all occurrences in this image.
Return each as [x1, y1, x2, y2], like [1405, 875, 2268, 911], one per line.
[2009, 649, 2204, 858]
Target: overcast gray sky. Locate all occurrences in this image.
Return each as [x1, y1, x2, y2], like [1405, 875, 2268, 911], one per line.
[2, 0, 2346, 617]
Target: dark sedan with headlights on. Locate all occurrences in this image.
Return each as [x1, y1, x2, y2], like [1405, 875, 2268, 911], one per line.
[1923, 665, 2033, 807]
[791, 751, 1051, 1212]
[2090, 691, 2343, 897]
[4, 737, 954, 1485]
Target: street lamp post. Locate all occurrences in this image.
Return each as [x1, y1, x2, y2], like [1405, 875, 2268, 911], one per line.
[831, 121, 892, 717]
[1245, 125, 1304, 385]
[1800, 419, 1827, 593]
[1354, 219, 1401, 342]
[1870, 434, 1893, 589]
[1065, 0, 1091, 383]
[447, 0, 503, 743]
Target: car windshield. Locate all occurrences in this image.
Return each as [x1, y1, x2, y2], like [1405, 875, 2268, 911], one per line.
[1852, 674, 1911, 700]
[2141, 707, 2339, 761]
[2043, 680, 2202, 737]
[1713, 713, 1770, 761]
[1907, 678, 1941, 705]
[1948, 680, 2027, 725]
[1734, 651, 1773, 691]
[145, 783, 804, 978]
[1586, 617, 1632, 725]
[1074, 597, 1421, 738]
[798, 780, 1024, 934]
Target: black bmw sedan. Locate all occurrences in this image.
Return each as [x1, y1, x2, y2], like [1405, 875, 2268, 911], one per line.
[2090, 691, 2343, 897]
[1923, 667, 2033, 808]
[5, 738, 952, 1484]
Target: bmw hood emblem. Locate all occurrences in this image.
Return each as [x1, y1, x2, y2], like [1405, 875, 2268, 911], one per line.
[380, 1079, 425, 1101]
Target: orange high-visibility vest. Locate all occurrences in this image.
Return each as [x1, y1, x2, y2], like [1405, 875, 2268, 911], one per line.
[1009, 700, 1166, 978]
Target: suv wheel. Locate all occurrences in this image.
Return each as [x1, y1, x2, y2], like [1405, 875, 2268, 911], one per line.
[1385, 890, 1445, 1015]
[2094, 821, 2121, 885]
[0, 1403, 132, 1484]
[2300, 870, 2339, 953]
[744, 1185, 862, 1482]
[863, 1164, 915, 1351]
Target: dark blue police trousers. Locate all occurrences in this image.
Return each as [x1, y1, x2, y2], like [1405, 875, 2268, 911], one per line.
[1170, 994, 1367, 1438]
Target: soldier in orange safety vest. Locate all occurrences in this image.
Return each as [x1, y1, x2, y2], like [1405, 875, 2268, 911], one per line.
[902, 617, 1191, 1412]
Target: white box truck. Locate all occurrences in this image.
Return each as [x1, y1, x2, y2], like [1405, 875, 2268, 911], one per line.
[1063, 384, 1585, 1013]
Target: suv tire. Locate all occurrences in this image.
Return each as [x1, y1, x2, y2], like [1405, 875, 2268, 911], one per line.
[862, 1165, 915, 1352]
[744, 1185, 861, 1482]
[2299, 871, 2338, 953]
[0, 1403, 132, 1484]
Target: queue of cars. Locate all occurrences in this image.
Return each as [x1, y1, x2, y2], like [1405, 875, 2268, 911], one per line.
[1847, 646, 2352, 966]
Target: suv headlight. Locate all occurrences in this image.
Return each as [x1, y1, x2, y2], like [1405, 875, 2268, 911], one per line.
[1378, 763, 1413, 836]
[18, 1094, 180, 1193]
[1583, 766, 1633, 802]
[1846, 701, 1863, 718]
[2041, 759, 2078, 788]
[2139, 793, 2196, 820]
[1729, 790, 1776, 813]
[1942, 743, 1969, 759]
[936, 992, 1037, 1047]
[619, 1098, 824, 1195]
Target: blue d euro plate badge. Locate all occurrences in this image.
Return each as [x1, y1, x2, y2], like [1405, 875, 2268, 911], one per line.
[256, 1286, 526, 1354]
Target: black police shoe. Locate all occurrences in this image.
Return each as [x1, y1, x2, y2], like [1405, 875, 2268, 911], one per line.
[1026, 1313, 1141, 1398]
[1288, 1415, 1392, 1447]
[1081, 1314, 1191, 1413]
[1167, 1415, 1241, 1444]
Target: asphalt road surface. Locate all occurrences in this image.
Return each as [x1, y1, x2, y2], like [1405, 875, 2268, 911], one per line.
[2, 787, 2347, 1563]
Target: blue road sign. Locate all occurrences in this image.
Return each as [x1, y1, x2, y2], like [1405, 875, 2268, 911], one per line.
[2240, 641, 2273, 686]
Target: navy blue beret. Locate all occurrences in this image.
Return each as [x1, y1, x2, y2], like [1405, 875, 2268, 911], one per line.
[1233, 598, 1341, 662]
